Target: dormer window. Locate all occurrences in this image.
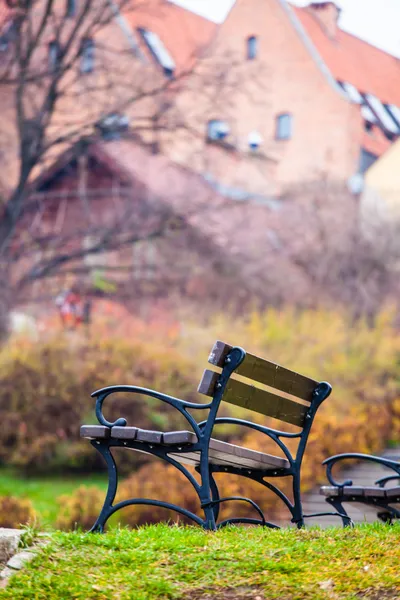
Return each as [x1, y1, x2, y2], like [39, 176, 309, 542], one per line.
[276, 113, 292, 140]
[48, 40, 61, 71]
[137, 27, 175, 78]
[207, 119, 230, 142]
[80, 38, 94, 74]
[247, 36, 257, 60]
[66, 0, 76, 18]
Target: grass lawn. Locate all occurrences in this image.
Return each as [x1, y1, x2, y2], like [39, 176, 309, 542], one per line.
[0, 468, 107, 527]
[1, 523, 400, 599]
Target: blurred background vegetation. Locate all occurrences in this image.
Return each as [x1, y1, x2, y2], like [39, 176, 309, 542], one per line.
[0, 302, 398, 530]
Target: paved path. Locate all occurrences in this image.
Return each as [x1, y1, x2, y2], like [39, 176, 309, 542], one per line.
[301, 447, 400, 527]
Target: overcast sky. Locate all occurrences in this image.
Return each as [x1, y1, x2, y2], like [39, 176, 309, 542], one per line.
[170, 0, 400, 58]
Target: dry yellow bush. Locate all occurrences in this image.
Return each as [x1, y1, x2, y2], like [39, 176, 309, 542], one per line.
[0, 495, 36, 528]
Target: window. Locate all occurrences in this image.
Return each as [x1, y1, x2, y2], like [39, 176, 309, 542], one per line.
[358, 148, 378, 174]
[207, 119, 230, 142]
[96, 113, 129, 141]
[275, 113, 292, 140]
[247, 36, 257, 60]
[80, 38, 94, 73]
[248, 130, 263, 151]
[386, 104, 400, 128]
[48, 40, 61, 71]
[66, 0, 76, 17]
[364, 93, 399, 135]
[137, 28, 175, 77]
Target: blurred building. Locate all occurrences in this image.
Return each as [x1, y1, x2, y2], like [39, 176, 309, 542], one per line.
[360, 138, 400, 261]
[1, 0, 399, 304]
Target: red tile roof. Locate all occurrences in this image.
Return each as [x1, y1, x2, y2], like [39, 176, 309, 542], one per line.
[361, 128, 392, 157]
[293, 5, 400, 106]
[122, 0, 218, 74]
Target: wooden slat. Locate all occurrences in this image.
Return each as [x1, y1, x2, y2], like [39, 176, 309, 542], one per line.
[363, 487, 386, 498]
[198, 370, 307, 427]
[168, 443, 289, 470]
[197, 370, 219, 396]
[208, 340, 317, 402]
[385, 487, 400, 499]
[111, 426, 138, 440]
[169, 451, 285, 470]
[320, 486, 339, 497]
[136, 429, 163, 444]
[80, 425, 110, 439]
[163, 431, 198, 445]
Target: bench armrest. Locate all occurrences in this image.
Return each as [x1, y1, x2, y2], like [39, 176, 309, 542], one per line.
[375, 475, 400, 488]
[323, 453, 400, 487]
[91, 385, 212, 437]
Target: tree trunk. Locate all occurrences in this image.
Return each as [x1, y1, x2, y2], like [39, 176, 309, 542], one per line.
[0, 263, 12, 340]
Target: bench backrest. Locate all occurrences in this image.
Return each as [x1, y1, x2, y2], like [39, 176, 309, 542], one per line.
[198, 340, 318, 428]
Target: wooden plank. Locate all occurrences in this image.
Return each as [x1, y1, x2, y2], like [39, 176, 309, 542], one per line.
[169, 447, 289, 470]
[208, 438, 288, 469]
[320, 486, 339, 497]
[208, 340, 317, 402]
[164, 431, 289, 469]
[198, 370, 307, 427]
[80, 425, 110, 439]
[197, 370, 219, 396]
[136, 429, 163, 444]
[111, 426, 138, 440]
[363, 487, 386, 498]
[385, 487, 400, 499]
[163, 431, 198, 445]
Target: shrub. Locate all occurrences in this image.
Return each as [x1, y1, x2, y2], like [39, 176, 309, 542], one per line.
[0, 496, 37, 528]
[117, 461, 200, 527]
[0, 329, 196, 474]
[56, 486, 105, 531]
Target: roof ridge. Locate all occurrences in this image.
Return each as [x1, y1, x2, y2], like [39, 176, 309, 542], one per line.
[295, 3, 400, 61]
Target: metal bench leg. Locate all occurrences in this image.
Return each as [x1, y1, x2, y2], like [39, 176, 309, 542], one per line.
[325, 497, 352, 527]
[292, 472, 304, 529]
[209, 470, 221, 523]
[197, 458, 217, 530]
[90, 441, 118, 533]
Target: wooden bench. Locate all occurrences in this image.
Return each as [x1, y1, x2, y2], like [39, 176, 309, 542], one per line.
[81, 340, 334, 531]
[320, 453, 400, 525]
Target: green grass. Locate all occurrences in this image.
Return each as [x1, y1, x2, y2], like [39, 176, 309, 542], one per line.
[1, 523, 400, 599]
[0, 469, 107, 527]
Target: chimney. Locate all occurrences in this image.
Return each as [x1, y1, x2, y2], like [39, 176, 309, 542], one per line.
[307, 2, 341, 40]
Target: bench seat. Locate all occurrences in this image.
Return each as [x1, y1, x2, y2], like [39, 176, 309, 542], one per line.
[320, 485, 400, 501]
[80, 426, 289, 471]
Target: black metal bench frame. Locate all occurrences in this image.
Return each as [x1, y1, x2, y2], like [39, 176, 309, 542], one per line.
[321, 453, 400, 526]
[83, 342, 341, 531]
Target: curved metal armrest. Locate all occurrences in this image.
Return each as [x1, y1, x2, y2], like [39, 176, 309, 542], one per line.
[323, 453, 400, 487]
[375, 475, 400, 488]
[91, 385, 212, 435]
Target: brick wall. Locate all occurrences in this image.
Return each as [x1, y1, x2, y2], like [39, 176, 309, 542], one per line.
[163, 0, 362, 196]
